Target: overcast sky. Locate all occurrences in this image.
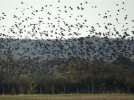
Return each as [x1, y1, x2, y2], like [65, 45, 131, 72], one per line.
[0, 0, 134, 39]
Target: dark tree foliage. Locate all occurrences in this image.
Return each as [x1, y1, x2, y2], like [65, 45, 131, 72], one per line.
[0, 56, 134, 94]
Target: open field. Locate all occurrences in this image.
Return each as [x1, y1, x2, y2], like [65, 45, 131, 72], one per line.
[0, 94, 134, 100]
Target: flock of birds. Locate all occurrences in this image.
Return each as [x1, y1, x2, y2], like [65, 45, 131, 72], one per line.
[0, 0, 134, 61]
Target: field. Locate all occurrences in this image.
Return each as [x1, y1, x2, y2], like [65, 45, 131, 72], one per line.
[0, 94, 134, 100]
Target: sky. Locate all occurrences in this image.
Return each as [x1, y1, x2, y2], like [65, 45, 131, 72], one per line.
[0, 0, 134, 40]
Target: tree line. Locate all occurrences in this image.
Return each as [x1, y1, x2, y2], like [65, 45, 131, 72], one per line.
[0, 55, 134, 94]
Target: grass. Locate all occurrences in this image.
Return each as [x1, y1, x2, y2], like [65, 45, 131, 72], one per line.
[0, 94, 134, 100]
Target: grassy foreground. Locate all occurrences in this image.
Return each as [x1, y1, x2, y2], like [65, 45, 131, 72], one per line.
[0, 94, 134, 100]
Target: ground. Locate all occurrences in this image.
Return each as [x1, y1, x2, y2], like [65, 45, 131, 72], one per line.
[0, 94, 134, 100]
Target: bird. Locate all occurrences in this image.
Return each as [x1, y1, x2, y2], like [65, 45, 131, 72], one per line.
[21, 2, 24, 4]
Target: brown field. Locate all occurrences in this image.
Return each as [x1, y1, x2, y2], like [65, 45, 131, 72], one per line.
[0, 94, 134, 100]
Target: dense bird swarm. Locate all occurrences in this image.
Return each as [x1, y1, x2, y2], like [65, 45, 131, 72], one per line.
[0, 0, 134, 61]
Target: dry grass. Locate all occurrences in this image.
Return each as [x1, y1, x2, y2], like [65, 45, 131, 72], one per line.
[0, 94, 134, 100]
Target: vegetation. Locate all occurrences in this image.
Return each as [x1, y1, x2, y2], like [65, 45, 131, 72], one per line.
[0, 94, 134, 100]
[0, 54, 134, 94]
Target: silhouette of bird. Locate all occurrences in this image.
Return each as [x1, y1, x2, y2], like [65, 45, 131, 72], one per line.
[21, 2, 24, 4]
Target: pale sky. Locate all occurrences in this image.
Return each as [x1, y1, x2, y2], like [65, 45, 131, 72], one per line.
[0, 0, 134, 39]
